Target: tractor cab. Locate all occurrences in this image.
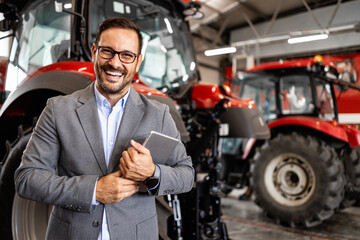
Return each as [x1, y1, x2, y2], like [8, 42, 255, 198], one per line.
[231, 56, 339, 123]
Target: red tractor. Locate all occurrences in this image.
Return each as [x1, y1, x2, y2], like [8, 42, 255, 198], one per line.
[222, 55, 360, 228]
[0, 0, 269, 239]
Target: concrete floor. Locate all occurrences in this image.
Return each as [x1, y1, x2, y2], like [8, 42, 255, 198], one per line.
[221, 191, 360, 240]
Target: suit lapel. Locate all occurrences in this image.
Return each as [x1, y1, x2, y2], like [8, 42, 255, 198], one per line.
[76, 83, 107, 175]
[107, 88, 145, 174]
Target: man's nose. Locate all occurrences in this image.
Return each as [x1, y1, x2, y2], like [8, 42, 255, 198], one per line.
[108, 53, 123, 68]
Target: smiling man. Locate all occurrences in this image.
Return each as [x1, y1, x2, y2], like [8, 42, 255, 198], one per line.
[14, 17, 194, 240]
[92, 19, 143, 106]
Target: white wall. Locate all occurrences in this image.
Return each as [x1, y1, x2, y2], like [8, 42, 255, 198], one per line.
[193, 35, 224, 85]
[197, 53, 221, 85]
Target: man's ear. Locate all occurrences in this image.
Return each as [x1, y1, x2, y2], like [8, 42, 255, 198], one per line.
[135, 54, 143, 72]
[91, 44, 97, 62]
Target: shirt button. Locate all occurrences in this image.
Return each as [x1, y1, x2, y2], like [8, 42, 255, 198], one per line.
[110, 141, 114, 145]
[92, 221, 99, 227]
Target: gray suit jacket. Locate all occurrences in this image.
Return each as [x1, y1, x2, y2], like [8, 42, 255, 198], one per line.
[14, 82, 194, 240]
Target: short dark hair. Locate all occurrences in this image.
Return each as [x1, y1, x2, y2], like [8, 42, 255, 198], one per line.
[95, 17, 143, 55]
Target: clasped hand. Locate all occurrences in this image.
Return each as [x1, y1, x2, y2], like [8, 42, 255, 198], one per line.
[96, 140, 155, 204]
[119, 139, 155, 182]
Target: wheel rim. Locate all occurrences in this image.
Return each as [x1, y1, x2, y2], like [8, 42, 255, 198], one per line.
[12, 194, 52, 240]
[264, 153, 316, 207]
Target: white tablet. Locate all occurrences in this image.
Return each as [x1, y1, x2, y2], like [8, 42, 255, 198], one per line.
[143, 131, 180, 162]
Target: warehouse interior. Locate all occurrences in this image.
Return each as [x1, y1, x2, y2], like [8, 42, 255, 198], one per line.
[0, 0, 360, 239]
[185, 0, 360, 85]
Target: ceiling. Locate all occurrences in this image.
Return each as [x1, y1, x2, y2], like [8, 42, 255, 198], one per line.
[185, 0, 355, 51]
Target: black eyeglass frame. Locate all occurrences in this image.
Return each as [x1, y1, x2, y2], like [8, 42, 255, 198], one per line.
[97, 46, 138, 64]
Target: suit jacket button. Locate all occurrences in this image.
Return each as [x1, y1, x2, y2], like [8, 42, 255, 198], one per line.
[92, 221, 99, 227]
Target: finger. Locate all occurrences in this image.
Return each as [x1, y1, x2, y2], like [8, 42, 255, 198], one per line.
[127, 147, 139, 159]
[117, 184, 138, 194]
[122, 150, 132, 163]
[130, 139, 150, 155]
[129, 186, 139, 195]
[119, 156, 134, 180]
[118, 177, 139, 185]
[121, 152, 132, 170]
[119, 161, 126, 176]
[120, 187, 139, 200]
[114, 187, 138, 202]
[123, 183, 140, 192]
[111, 170, 122, 177]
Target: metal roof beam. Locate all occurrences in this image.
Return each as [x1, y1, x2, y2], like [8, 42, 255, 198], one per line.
[326, 0, 342, 28]
[301, 0, 326, 31]
[264, 0, 283, 35]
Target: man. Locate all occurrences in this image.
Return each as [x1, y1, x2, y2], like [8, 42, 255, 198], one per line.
[14, 17, 194, 239]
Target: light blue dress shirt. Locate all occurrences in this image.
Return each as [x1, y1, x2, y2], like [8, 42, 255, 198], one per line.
[93, 83, 129, 240]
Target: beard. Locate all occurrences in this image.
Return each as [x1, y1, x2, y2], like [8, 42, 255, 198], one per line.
[95, 61, 135, 94]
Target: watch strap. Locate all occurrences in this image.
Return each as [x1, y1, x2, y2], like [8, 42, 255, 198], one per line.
[145, 165, 160, 195]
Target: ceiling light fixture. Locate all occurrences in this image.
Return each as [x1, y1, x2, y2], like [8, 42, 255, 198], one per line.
[64, 3, 72, 9]
[288, 33, 328, 44]
[204, 47, 237, 56]
[164, 18, 173, 34]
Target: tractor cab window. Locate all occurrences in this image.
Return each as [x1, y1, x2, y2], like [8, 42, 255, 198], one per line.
[88, 0, 197, 92]
[314, 79, 335, 120]
[239, 74, 276, 121]
[280, 75, 314, 115]
[5, 0, 70, 95]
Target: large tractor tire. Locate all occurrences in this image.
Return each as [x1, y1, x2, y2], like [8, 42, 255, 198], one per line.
[341, 146, 360, 208]
[250, 132, 345, 228]
[0, 125, 50, 240]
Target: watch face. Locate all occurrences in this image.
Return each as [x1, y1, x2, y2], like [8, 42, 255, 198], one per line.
[145, 178, 159, 189]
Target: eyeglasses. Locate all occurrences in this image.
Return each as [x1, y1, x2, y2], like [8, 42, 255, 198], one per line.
[97, 46, 138, 64]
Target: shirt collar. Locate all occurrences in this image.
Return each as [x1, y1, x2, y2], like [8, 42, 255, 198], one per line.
[94, 81, 130, 113]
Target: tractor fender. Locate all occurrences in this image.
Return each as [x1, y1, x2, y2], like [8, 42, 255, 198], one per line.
[191, 83, 269, 139]
[337, 123, 360, 148]
[0, 71, 92, 118]
[242, 115, 351, 160]
[191, 83, 256, 109]
[268, 116, 349, 143]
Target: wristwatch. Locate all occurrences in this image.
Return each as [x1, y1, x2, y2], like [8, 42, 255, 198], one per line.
[145, 165, 160, 190]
